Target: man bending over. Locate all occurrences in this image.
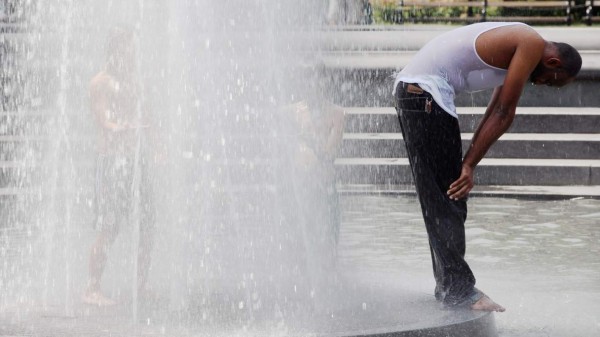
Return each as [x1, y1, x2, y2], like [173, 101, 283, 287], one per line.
[394, 22, 581, 312]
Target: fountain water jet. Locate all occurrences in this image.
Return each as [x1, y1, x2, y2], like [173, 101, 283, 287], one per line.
[0, 1, 497, 336]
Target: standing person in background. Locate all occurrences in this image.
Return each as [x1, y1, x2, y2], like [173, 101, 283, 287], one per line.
[82, 26, 156, 306]
[290, 100, 345, 246]
[285, 98, 344, 276]
[327, 0, 372, 25]
[394, 22, 581, 312]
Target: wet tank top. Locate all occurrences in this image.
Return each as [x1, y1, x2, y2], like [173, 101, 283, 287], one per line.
[394, 22, 525, 118]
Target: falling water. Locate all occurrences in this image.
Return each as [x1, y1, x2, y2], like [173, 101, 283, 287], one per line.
[2, 0, 344, 333]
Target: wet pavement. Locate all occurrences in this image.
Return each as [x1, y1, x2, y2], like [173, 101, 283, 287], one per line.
[338, 194, 600, 337]
[1, 194, 599, 336]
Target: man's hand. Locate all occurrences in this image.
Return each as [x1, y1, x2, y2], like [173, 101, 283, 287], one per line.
[296, 144, 319, 171]
[113, 122, 129, 132]
[447, 164, 474, 200]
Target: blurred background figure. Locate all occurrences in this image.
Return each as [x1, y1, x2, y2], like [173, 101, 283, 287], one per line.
[287, 99, 345, 269]
[83, 26, 156, 307]
[327, 0, 373, 25]
[0, 1, 6, 21]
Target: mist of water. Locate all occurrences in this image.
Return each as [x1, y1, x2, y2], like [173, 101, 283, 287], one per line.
[1, 0, 344, 331]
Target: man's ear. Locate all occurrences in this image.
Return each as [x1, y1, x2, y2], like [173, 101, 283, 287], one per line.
[546, 57, 562, 68]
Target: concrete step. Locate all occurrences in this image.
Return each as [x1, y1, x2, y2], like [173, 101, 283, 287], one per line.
[0, 160, 44, 189]
[317, 27, 600, 81]
[3, 104, 599, 188]
[0, 138, 44, 162]
[316, 26, 600, 53]
[0, 158, 292, 189]
[320, 50, 600, 78]
[0, 134, 303, 164]
[0, 134, 96, 164]
[0, 23, 28, 34]
[337, 183, 600, 199]
[341, 133, 600, 159]
[323, 67, 600, 107]
[335, 158, 600, 186]
[317, 27, 600, 107]
[342, 106, 600, 179]
[0, 111, 57, 136]
[2, 183, 599, 201]
[344, 107, 600, 133]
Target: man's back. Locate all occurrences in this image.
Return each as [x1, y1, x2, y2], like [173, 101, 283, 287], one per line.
[395, 22, 543, 117]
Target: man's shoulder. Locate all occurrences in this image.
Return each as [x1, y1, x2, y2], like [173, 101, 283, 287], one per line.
[480, 23, 543, 49]
[91, 71, 115, 84]
[502, 23, 540, 38]
[90, 71, 116, 91]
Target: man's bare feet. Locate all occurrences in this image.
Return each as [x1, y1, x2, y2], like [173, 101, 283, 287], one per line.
[82, 291, 117, 307]
[471, 294, 505, 312]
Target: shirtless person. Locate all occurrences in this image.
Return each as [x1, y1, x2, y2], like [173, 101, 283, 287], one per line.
[83, 27, 155, 306]
[393, 22, 581, 312]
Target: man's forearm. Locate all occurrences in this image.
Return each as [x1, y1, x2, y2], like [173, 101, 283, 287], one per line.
[463, 108, 515, 168]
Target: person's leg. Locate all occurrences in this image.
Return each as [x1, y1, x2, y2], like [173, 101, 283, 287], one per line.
[83, 155, 122, 306]
[395, 83, 476, 306]
[137, 161, 155, 296]
[137, 223, 154, 298]
[395, 83, 504, 312]
[84, 225, 120, 306]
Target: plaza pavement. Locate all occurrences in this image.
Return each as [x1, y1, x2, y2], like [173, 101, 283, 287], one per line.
[1, 194, 599, 337]
[339, 194, 600, 337]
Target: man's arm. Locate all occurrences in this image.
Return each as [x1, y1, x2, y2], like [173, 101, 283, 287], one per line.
[465, 86, 502, 160]
[90, 75, 126, 132]
[322, 104, 345, 159]
[446, 87, 515, 200]
[447, 34, 545, 200]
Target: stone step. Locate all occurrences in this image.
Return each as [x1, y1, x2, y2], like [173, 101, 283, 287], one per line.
[335, 158, 600, 186]
[0, 134, 96, 165]
[0, 111, 58, 136]
[324, 67, 600, 107]
[0, 158, 290, 189]
[343, 107, 600, 133]
[320, 50, 600, 78]
[336, 183, 600, 199]
[0, 136, 301, 165]
[3, 105, 599, 188]
[341, 133, 600, 159]
[317, 27, 600, 107]
[317, 28, 600, 80]
[316, 26, 600, 53]
[5, 106, 595, 137]
[2, 183, 599, 200]
[5, 153, 599, 188]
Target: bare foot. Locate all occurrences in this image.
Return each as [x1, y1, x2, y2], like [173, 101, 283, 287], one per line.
[471, 294, 505, 312]
[82, 291, 117, 307]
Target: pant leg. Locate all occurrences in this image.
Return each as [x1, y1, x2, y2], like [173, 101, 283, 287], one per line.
[394, 82, 478, 307]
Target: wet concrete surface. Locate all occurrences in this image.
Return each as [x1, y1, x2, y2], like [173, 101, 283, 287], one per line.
[338, 195, 600, 337]
[0, 283, 496, 337]
[1, 195, 599, 336]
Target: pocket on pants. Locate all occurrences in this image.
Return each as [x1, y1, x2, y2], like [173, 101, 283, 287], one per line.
[396, 96, 431, 113]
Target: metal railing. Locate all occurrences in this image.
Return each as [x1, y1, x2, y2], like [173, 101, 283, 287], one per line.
[377, 0, 599, 25]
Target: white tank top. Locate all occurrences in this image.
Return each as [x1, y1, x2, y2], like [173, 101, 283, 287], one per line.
[394, 22, 525, 118]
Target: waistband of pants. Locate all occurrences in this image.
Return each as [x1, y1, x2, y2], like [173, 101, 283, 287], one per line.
[398, 81, 426, 95]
